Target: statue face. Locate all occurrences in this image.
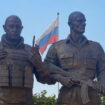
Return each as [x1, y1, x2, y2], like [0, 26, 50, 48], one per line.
[71, 13, 86, 34]
[3, 16, 23, 40]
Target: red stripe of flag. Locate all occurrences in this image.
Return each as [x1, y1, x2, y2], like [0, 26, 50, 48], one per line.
[39, 35, 58, 54]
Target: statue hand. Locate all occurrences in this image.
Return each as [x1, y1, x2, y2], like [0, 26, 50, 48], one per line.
[28, 45, 43, 69]
[51, 74, 74, 88]
[0, 49, 7, 60]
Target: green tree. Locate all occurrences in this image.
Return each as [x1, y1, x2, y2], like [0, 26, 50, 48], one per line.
[33, 90, 56, 105]
[101, 96, 105, 105]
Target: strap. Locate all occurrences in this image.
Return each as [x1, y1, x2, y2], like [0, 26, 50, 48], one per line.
[80, 84, 90, 104]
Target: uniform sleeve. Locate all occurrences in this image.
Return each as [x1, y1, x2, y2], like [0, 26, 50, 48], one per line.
[44, 44, 59, 84]
[44, 44, 59, 66]
[96, 44, 105, 83]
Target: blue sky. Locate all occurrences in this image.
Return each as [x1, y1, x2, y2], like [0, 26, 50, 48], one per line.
[0, 0, 105, 97]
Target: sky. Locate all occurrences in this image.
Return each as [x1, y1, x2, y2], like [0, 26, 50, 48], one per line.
[0, 0, 105, 97]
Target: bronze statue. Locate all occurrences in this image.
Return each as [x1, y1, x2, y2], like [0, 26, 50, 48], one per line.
[0, 15, 48, 105]
[45, 11, 105, 105]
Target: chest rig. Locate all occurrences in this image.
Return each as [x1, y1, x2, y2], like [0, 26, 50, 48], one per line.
[0, 45, 33, 88]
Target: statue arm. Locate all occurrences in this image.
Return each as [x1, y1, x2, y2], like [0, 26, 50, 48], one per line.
[44, 44, 59, 66]
[44, 44, 60, 84]
[44, 44, 74, 86]
[96, 44, 105, 83]
[25, 44, 51, 83]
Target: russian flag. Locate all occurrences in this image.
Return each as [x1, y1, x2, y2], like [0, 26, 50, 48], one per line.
[36, 18, 58, 54]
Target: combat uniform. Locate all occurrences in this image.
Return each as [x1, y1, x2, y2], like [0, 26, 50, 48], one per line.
[45, 35, 105, 105]
[0, 34, 39, 105]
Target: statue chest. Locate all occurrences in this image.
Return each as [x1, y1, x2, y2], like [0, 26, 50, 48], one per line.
[56, 44, 98, 71]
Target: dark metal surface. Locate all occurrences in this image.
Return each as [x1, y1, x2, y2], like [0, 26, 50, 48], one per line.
[45, 11, 105, 105]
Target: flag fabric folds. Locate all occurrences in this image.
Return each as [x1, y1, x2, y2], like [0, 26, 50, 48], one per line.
[36, 18, 59, 54]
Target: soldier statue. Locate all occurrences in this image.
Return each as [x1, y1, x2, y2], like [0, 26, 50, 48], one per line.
[0, 15, 48, 105]
[45, 11, 105, 105]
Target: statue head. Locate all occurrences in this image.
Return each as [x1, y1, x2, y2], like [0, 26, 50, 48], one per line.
[68, 11, 86, 34]
[3, 15, 23, 40]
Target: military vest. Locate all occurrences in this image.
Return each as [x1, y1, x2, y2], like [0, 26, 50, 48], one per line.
[0, 44, 33, 88]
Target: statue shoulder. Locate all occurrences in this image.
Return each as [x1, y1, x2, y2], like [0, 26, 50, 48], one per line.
[88, 40, 103, 50]
[89, 40, 101, 46]
[52, 40, 65, 48]
[47, 40, 65, 54]
[24, 44, 32, 52]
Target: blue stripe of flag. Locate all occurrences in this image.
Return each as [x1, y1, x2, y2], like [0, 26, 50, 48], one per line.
[38, 26, 58, 47]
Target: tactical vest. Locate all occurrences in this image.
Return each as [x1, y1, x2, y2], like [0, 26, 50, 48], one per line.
[0, 46, 33, 88]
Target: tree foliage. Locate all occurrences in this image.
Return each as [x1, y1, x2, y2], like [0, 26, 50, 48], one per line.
[33, 90, 105, 105]
[101, 96, 105, 105]
[33, 90, 56, 105]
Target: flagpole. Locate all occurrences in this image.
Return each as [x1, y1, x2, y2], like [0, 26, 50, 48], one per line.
[57, 12, 60, 95]
[57, 12, 59, 41]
